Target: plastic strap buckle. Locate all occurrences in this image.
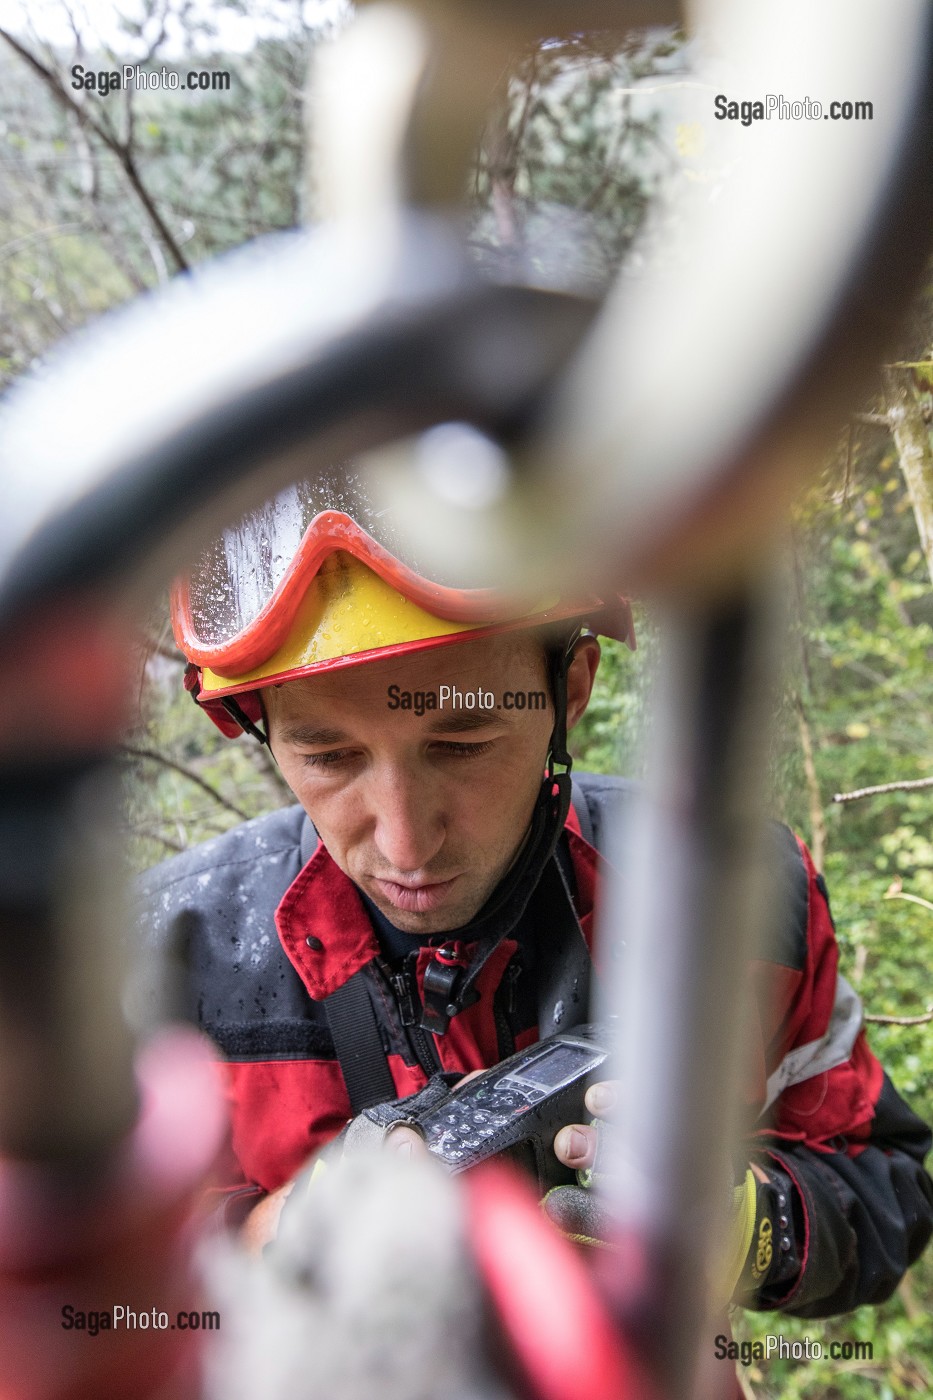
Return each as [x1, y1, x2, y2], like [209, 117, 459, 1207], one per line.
[420, 947, 478, 1035]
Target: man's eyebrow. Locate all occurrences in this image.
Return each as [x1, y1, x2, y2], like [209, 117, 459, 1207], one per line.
[279, 712, 510, 745]
[426, 711, 510, 735]
[279, 725, 349, 747]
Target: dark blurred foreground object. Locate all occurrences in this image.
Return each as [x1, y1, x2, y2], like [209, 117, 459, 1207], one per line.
[0, 1, 931, 1398]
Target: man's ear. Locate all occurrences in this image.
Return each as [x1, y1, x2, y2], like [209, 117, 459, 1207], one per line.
[566, 636, 601, 731]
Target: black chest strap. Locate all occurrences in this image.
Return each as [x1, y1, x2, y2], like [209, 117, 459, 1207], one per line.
[531, 851, 593, 1038]
[299, 816, 396, 1112]
[324, 971, 398, 1113]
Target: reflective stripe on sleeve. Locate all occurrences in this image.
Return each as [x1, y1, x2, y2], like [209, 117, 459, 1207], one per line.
[760, 974, 863, 1117]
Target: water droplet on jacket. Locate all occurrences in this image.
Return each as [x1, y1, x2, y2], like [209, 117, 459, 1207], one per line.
[553, 1000, 564, 1025]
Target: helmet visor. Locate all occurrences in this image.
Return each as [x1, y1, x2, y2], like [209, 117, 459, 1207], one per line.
[184, 471, 408, 648]
[174, 469, 544, 674]
[174, 468, 634, 679]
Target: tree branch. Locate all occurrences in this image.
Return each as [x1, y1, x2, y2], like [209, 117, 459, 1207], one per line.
[833, 776, 933, 803]
[864, 1006, 933, 1026]
[860, 893, 933, 1024]
[882, 364, 933, 586]
[130, 826, 186, 855]
[0, 26, 189, 273]
[120, 745, 249, 820]
[885, 890, 933, 915]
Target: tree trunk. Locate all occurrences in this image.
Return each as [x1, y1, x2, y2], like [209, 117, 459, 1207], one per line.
[882, 365, 933, 585]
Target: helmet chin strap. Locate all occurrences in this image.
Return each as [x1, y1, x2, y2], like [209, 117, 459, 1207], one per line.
[419, 632, 579, 1030]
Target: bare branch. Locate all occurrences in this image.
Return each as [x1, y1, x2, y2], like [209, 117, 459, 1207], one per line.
[833, 776, 933, 804]
[145, 639, 186, 664]
[882, 364, 933, 586]
[130, 827, 186, 855]
[885, 890, 933, 915]
[0, 25, 189, 273]
[120, 744, 250, 820]
[864, 1006, 933, 1026]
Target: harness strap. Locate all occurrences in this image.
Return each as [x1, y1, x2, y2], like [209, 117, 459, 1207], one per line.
[324, 972, 398, 1114]
[303, 812, 397, 1115]
[533, 849, 593, 1037]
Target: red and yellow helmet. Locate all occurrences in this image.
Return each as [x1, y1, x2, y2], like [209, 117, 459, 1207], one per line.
[172, 473, 635, 738]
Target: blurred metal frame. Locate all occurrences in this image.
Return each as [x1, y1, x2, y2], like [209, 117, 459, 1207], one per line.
[0, 2, 931, 1398]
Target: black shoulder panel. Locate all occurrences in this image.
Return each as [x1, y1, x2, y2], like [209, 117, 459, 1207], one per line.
[762, 822, 809, 971]
[134, 804, 334, 1059]
[569, 771, 640, 857]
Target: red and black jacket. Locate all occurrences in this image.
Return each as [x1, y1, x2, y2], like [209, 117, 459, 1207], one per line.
[138, 772, 933, 1314]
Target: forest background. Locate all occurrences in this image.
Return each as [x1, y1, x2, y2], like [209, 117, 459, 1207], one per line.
[1, 3, 932, 1395]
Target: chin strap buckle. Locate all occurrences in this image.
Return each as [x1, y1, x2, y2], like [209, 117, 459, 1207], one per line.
[419, 945, 478, 1035]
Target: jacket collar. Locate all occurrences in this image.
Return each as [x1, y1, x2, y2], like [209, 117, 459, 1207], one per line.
[276, 809, 603, 1001]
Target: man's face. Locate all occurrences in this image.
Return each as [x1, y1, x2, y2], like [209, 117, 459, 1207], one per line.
[265, 631, 598, 934]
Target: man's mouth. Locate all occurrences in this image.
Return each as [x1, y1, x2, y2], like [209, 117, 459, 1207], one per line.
[370, 875, 461, 914]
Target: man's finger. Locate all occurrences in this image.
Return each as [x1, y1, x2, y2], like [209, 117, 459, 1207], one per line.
[585, 1080, 618, 1116]
[385, 1124, 428, 1158]
[553, 1123, 597, 1169]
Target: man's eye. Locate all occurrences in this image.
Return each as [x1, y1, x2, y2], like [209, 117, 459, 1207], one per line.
[434, 741, 495, 759]
[302, 750, 352, 768]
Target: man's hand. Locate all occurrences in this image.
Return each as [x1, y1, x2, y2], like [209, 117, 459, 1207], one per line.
[381, 1069, 482, 1159]
[545, 1079, 620, 1247]
[242, 1180, 294, 1254]
[241, 1077, 490, 1252]
[553, 1080, 617, 1174]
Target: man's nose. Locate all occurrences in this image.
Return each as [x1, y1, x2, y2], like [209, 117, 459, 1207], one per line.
[370, 770, 445, 873]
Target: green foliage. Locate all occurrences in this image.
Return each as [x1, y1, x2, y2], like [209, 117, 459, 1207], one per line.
[0, 13, 313, 385]
[569, 608, 659, 777]
[731, 429, 933, 1397]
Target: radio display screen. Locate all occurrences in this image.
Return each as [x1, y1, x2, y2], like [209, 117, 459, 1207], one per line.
[508, 1042, 600, 1093]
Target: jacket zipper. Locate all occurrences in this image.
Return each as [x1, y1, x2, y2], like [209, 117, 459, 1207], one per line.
[385, 957, 442, 1075]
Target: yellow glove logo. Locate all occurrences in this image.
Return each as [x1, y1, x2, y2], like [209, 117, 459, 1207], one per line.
[752, 1216, 773, 1282]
